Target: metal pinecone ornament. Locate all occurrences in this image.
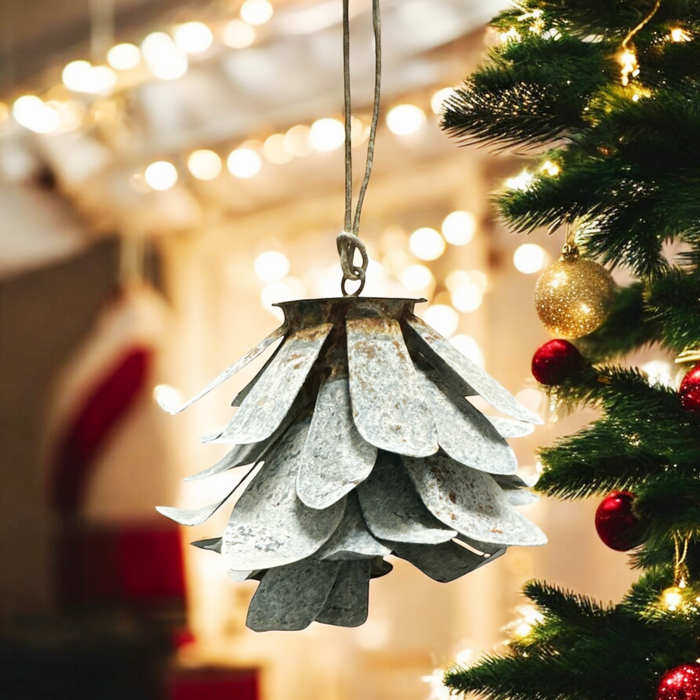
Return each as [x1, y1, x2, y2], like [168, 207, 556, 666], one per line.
[157, 297, 546, 630]
[157, 0, 546, 632]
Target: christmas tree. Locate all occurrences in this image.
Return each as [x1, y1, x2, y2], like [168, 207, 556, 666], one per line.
[441, 2, 700, 699]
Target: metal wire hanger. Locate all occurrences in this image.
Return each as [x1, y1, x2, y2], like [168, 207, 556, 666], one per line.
[336, 0, 382, 297]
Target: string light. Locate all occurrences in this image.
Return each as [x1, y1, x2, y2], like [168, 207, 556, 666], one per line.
[309, 117, 345, 152]
[505, 170, 535, 191]
[223, 19, 257, 48]
[504, 604, 544, 641]
[540, 160, 560, 177]
[227, 147, 262, 178]
[442, 210, 476, 246]
[670, 27, 691, 42]
[107, 43, 141, 70]
[618, 49, 639, 87]
[144, 161, 178, 190]
[173, 21, 214, 53]
[386, 104, 426, 136]
[263, 133, 293, 164]
[240, 0, 274, 26]
[62, 61, 116, 94]
[500, 27, 521, 43]
[187, 149, 222, 180]
[12, 95, 60, 134]
[284, 125, 312, 157]
[409, 227, 446, 261]
[661, 585, 685, 612]
[142, 32, 188, 80]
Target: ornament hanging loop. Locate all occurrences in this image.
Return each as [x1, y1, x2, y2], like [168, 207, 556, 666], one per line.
[337, 231, 368, 297]
[562, 222, 579, 260]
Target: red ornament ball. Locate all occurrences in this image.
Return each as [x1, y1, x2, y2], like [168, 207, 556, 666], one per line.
[531, 339, 583, 385]
[594, 491, 642, 551]
[679, 363, 700, 414]
[657, 663, 700, 700]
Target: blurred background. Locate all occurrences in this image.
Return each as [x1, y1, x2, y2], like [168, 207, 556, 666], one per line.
[0, 0, 646, 698]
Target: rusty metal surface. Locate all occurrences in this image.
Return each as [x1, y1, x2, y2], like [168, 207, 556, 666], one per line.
[222, 419, 346, 570]
[297, 373, 378, 509]
[230, 341, 283, 407]
[246, 559, 341, 632]
[402, 451, 547, 547]
[405, 316, 542, 424]
[357, 451, 456, 544]
[216, 323, 333, 444]
[389, 540, 504, 583]
[488, 416, 536, 439]
[347, 316, 438, 457]
[316, 560, 371, 627]
[157, 325, 285, 415]
[318, 493, 391, 560]
[415, 368, 517, 475]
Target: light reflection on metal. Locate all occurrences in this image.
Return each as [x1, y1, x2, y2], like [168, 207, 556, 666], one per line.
[158, 297, 545, 631]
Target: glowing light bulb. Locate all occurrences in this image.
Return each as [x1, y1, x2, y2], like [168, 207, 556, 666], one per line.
[386, 104, 426, 136]
[144, 161, 178, 191]
[505, 170, 535, 191]
[431, 87, 454, 115]
[284, 125, 312, 157]
[540, 160, 560, 177]
[142, 32, 188, 80]
[227, 148, 262, 178]
[62, 61, 93, 92]
[12, 96, 60, 134]
[240, 0, 274, 26]
[619, 48, 639, 86]
[107, 43, 141, 70]
[255, 251, 291, 283]
[450, 335, 484, 368]
[513, 243, 548, 274]
[187, 149, 222, 180]
[262, 134, 292, 164]
[409, 227, 446, 261]
[153, 384, 183, 412]
[442, 210, 476, 246]
[351, 117, 368, 146]
[451, 285, 483, 313]
[309, 118, 345, 152]
[670, 27, 691, 42]
[423, 305, 459, 338]
[223, 19, 257, 48]
[641, 360, 673, 387]
[174, 22, 214, 53]
[400, 264, 434, 292]
[662, 586, 684, 611]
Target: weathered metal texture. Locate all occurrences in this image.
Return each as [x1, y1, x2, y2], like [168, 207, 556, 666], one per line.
[316, 560, 371, 627]
[347, 316, 439, 456]
[216, 324, 333, 444]
[231, 341, 284, 407]
[357, 451, 456, 544]
[156, 479, 244, 526]
[405, 315, 542, 424]
[389, 540, 503, 583]
[402, 451, 547, 546]
[246, 559, 341, 632]
[297, 373, 378, 509]
[318, 493, 391, 560]
[157, 325, 285, 415]
[370, 557, 393, 578]
[184, 442, 267, 481]
[222, 419, 346, 570]
[494, 474, 541, 506]
[191, 537, 222, 553]
[415, 368, 517, 475]
[488, 416, 535, 439]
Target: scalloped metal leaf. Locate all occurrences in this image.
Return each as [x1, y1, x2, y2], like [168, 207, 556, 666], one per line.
[389, 540, 505, 583]
[316, 560, 371, 627]
[222, 419, 347, 570]
[157, 325, 285, 414]
[487, 416, 535, 439]
[357, 451, 456, 544]
[347, 317, 438, 457]
[231, 341, 283, 407]
[493, 474, 541, 506]
[246, 559, 341, 632]
[184, 442, 269, 481]
[405, 316, 542, 424]
[415, 368, 517, 475]
[216, 323, 333, 444]
[402, 451, 547, 546]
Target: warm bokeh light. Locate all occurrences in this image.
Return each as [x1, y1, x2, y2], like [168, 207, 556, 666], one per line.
[451, 284, 483, 313]
[12, 96, 60, 134]
[107, 43, 141, 70]
[409, 227, 446, 261]
[62, 61, 116, 94]
[662, 586, 684, 611]
[187, 149, 222, 180]
[351, 116, 368, 146]
[400, 264, 435, 293]
[670, 27, 691, 42]
[515, 388, 544, 414]
[144, 161, 178, 191]
[450, 335, 485, 368]
[152, 384, 183, 412]
[142, 32, 188, 80]
[174, 21, 214, 53]
[442, 210, 477, 246]
[260, 277, 306, 321]
[0, 102, 9, 123]
[448, 269, 489, 295]
[309, 118, 345, 152]
[513, 243, 548, 274]
[505, 170, 534, 191]
[641, 359, 673, 387]
[430, 87, 454, 115]
[284, 124, 312, 157]
[254, 251, 291, 283]
[262, 133, 292, 164]
[227, 147, 262, 178]
[223, 19, 257, 48]
[386, 104, 426, 136]
[240, 0, 274, 26]
[423, 304, 459, 338]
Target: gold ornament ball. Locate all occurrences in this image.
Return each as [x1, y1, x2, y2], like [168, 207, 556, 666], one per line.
[535, 254, 615, 338]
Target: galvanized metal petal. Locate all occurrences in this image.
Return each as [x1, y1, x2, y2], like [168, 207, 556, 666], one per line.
[229, 569, 259, 582]
[493, 474, 540, 506]
[487, 416, 536, 439]
[231, 341, 283, 407]
[415, 368, 517, 475]
[316, 560, 371, 628]
[222, 419, 346, 570]
[297, 374, 378, 509]
[157, 325, 285, 414]
[402, 452, 548, 547]
[357, 451, 456, 545]
[184, 442, 268, 482]
[318, 493, 391, 560]
[191, 537, 222, 552]
[389, 540, 505, 583]
[405, 316, 542, 424]
[246, 560, 341, 632]
[156, 482, 240, 526]
[216, 324, 333, 444]
[347, 317, 438, 457]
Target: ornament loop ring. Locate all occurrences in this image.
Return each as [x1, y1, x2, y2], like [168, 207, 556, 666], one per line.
[337, 231, 369, 297]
